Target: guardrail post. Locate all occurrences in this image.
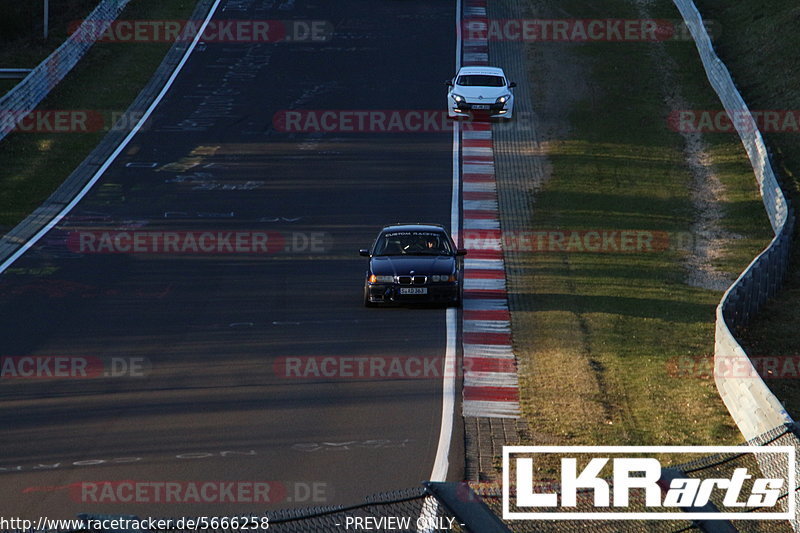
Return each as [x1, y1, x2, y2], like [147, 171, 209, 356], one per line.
[423, 482, 512, 533]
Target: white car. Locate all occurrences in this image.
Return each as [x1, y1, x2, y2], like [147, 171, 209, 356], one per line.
[446, 66, 516, 119]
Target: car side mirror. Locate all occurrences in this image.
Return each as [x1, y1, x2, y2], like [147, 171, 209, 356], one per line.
[457, 249, 468, 256]
[445, 80, 453, 86]
[359, 249, 370, 257]
[509, 82, 517, 88]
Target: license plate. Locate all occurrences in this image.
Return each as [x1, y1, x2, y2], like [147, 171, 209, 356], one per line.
[472, 105, 490, 110]
[399, 287, 427, 295]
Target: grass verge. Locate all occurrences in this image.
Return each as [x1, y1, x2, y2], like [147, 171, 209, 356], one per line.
[509, 0, 773, 473]
[0, 0, 197, 231]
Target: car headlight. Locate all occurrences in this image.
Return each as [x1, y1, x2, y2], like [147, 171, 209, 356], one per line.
[451, 93, 465, 103]
[431, 275, 442, 282]
[431, 274, 456, 282]
[496, 94, 512, 104]
[369, 274, 394, 283]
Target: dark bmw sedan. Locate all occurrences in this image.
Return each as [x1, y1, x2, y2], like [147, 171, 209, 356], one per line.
[360, 224, 466, 307]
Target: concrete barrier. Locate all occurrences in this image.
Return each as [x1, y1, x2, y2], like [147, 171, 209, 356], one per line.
[673, 0, 798, 526]
[672, 0, 794, 438]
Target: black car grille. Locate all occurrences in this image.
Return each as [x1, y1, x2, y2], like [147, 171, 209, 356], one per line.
[398, 275, 427, 285]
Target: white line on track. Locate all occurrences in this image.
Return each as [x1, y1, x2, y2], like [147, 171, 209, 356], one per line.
[0, 0, 224, 274]
[429, 0, 462, 484]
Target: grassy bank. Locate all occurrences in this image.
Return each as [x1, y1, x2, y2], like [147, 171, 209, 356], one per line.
[0, 0, 109, 94]
[509, 0, 773, 470]
[0, 0, 197, 231]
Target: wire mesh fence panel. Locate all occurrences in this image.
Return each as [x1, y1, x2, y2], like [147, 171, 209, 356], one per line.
[472, 484, 700, 533]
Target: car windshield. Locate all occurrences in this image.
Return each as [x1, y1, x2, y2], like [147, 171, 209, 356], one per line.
[374, 231, 452, 256]
[456, 74, 505, 87]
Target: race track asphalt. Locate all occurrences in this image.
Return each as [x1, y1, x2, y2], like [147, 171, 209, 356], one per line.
[0, 0, 462, 519]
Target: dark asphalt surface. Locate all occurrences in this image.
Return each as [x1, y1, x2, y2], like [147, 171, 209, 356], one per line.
[0, 0, 461, 519]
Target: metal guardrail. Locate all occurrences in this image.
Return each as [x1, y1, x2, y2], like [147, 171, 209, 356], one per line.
[0, 0, 132, 141]
[0, 68, 33, 80]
